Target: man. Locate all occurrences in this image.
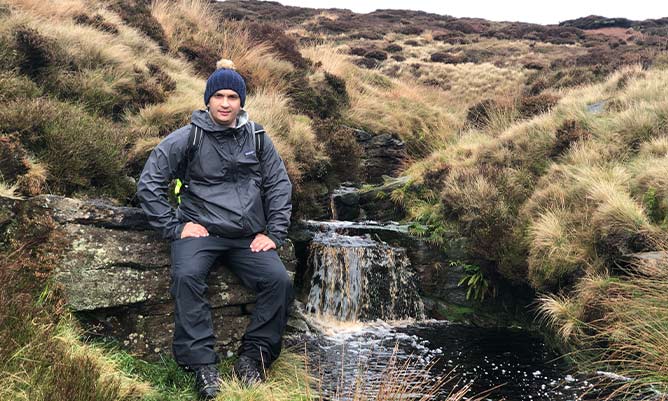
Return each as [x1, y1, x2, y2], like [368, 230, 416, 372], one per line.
[136, 60, 294, 399]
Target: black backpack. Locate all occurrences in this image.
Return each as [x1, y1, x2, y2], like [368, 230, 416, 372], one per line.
[175, 121, 265, 202]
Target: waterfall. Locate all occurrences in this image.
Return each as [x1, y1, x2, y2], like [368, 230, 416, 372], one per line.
[305, 230, 425, 322]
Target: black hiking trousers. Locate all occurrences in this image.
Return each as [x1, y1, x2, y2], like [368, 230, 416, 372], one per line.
[169, 235, 293, 369]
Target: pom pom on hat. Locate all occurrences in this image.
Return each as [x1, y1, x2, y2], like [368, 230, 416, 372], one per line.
[216, 59, 236, 70]
[204, 58, 246, 107]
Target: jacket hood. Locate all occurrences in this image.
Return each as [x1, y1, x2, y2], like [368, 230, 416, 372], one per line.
[191, 109, 249, 132]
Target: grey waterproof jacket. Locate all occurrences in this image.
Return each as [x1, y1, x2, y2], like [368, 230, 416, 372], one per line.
[136, 110, 292, 245]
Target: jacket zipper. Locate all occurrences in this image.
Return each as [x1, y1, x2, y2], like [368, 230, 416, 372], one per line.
[228, 132, 250, 234]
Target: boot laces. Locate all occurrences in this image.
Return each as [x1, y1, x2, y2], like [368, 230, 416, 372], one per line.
[196, 365, 219, 387]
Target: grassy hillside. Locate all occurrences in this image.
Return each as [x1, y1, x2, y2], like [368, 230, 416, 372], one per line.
[1, 0, 668, 398]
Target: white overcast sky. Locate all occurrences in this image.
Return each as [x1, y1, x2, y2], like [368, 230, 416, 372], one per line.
[265, 0, 667, 25]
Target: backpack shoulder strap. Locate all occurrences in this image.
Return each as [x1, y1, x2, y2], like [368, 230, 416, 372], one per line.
[183, 124, 204, 185]
[251, 121, 265, 162]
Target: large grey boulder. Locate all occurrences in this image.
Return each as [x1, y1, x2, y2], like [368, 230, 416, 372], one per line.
[3, 195, 297, 360]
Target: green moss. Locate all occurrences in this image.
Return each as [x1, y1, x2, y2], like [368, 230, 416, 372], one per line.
[436, 303, 475, 322]
[643, 187, 667, 226]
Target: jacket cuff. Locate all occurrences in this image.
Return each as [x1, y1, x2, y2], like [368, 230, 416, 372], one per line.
[266, 232, 283, 248]
[173, 222, 186, 241]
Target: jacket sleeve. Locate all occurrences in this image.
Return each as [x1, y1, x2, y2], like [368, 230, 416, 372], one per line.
[260, 133, 293, 247]
[136, 128, 189, 241]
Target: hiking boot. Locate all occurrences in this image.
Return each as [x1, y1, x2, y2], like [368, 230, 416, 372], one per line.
[233, 355, 264, 387]
[194, 364, 221, 400]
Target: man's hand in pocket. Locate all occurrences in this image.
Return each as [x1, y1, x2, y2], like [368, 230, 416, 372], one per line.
[181, 222, 209, 239]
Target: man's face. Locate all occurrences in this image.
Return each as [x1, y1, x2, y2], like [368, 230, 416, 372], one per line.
[208, 89, 242, 127]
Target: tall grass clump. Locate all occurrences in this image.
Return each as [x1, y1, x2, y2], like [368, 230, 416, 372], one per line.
[526, 64, 668, 396]
[540, 258, 668, 400]
[0, 98, 134, 199]
[528, 208, 588, 290]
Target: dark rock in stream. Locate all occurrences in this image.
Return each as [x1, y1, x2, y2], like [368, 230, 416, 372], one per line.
[353, 129, 408, 184]
[330, 176, 408, 222]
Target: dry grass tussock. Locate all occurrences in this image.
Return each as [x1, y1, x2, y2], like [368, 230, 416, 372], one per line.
[246, 86, 327, 184]
[524, 162, 660, 288]
[302, 44, 460, 157]
[0, 181, 22, 199]
[536, 293, 585, 341]
[528, 208, 589, 289]
[15, 156, 48, 196]
[151, 0, 293, 89]
[539, 257, 668, 400]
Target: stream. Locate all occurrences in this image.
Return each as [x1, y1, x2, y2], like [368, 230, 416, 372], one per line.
[288, 320, 595, 400]
[290, 217, 604, 400]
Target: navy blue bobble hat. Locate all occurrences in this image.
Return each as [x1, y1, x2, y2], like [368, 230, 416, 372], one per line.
[204, 59, 246, 107]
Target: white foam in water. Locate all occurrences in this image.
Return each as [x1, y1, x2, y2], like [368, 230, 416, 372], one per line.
[595, 371, 632, 382]
[294, 319, 601, 401]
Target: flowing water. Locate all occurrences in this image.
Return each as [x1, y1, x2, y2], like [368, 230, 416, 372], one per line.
[296, 219, 603, 400]
[289, 320, 599, 401]
[305, 230, 424, 321]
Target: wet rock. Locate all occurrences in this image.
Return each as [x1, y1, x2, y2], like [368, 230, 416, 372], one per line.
[353, 129, 407, 184]
[357, 176, 408, 221]
[331, 183, 361, 221]
[330, 176, 409, 222]
[285, 301, 322, 335]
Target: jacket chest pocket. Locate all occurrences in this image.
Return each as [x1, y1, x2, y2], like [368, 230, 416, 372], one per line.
[237, 149, 261, 180]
